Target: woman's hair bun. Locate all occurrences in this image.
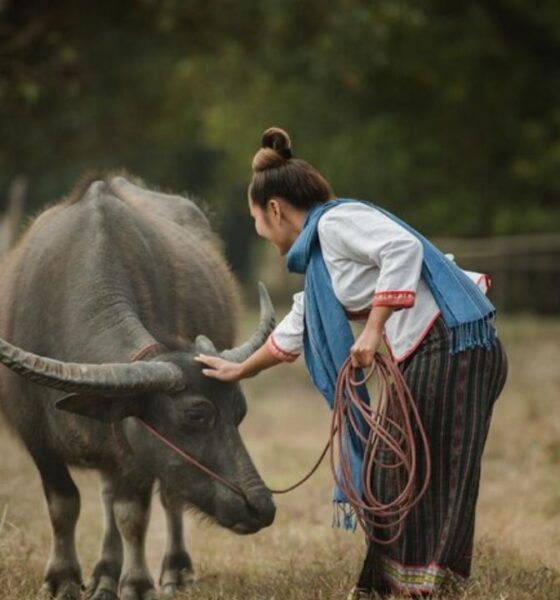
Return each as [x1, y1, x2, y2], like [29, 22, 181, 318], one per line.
[252, 127, 292, 172]
[261, 127, 291, 153]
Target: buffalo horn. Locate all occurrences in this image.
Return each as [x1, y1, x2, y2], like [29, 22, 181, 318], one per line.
[194, 335, 217, 355]
[220, 282, 276, 363]
[0, 338, 184, 394]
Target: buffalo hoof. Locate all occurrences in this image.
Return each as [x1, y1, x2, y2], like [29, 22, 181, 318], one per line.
[119, 576, 158, 600]
[39, 579, 82, 600]
[88, 590, 118, 600]
[160, 552, 196, 598]
[85, 561, 120, 600]
[84, 578, 118, 600]
[160, 569, 196, 599]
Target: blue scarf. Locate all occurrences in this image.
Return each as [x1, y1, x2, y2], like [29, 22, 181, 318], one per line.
[285, 199, 497, 528]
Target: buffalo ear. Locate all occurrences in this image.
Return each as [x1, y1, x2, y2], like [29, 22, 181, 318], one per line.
[55, 393, 141, 422]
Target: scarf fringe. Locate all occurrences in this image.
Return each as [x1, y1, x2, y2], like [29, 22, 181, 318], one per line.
[332, 501, 358, 532]
[449, 314, 497, 354]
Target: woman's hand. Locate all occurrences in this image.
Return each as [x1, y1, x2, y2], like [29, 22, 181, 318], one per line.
[350, 305, 394, 368]
[350, 327, 383, 369]
[196, 343, 284, 382]
[194, 355, 245, 382]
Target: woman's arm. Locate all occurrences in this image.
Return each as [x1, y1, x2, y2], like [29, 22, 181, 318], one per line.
[319, 205, 424, 368]
[196, 291, 305, 382]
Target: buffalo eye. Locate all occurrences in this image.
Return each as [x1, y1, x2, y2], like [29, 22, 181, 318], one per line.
[183, 402, 215, 431]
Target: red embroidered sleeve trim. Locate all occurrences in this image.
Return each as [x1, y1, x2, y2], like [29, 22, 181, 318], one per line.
[372, 290, 416, 309]
[478, 274, 492, 291]
[266, 334, 300, 363]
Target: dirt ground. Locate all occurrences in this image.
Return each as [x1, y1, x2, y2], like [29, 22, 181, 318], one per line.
[0, 315, 559, 599]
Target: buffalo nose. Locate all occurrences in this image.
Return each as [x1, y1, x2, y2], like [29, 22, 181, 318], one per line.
[245, 491, 276, 527]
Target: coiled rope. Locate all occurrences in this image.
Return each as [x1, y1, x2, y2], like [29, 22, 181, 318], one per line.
[271, 353, 431, 545]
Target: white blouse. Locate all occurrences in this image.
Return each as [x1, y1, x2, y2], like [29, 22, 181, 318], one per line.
[267, 203, 490, 363]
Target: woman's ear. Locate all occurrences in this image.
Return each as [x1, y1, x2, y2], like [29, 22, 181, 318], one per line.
[268, 198, 283, 222]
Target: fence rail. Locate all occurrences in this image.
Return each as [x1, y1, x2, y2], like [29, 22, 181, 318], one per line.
[432, 235, 559, 314]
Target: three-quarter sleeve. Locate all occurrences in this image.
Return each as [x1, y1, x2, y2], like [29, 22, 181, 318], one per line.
[318, 204, 424, 311]
[266, 291, 304, 362]
[371, 232, 423, 309]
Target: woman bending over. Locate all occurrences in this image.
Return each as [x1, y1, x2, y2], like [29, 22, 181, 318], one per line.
[196, 128, 508, 598]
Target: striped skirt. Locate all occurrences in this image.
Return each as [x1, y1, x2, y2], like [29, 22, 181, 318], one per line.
[356, 315, 508, 597]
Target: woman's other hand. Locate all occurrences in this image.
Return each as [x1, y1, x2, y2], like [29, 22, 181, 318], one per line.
[350, 328, 383, 368]
[350, 305, 395, 368]
[194, 355, 244, 382]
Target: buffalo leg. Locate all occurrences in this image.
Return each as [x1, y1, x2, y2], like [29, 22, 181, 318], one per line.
[113, 480, 157, 600]
[86, 473, 123, 600]
[159, 493, 195, 598]
[35, 454, 82, 600]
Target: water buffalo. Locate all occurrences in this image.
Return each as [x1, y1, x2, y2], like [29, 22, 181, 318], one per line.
[0, 175, 276, 600]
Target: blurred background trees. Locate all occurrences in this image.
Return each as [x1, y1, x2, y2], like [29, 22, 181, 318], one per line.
[1, 0, 559, 284]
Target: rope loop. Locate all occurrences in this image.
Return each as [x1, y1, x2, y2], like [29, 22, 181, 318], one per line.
[331, 354, 431, 544]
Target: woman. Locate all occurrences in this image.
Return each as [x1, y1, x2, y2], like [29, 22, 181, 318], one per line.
[195, 128, 508, 598]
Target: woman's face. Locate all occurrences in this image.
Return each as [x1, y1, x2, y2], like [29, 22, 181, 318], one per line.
[248, 197, 296, 256]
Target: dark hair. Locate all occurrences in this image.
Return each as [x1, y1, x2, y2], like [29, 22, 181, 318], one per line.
[248, 127, 334, 210]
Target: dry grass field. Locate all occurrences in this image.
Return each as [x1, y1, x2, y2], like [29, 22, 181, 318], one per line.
[1, 315, 559, 599]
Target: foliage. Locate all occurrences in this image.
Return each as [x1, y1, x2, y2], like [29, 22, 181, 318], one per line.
[1, 0, 559, 276]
